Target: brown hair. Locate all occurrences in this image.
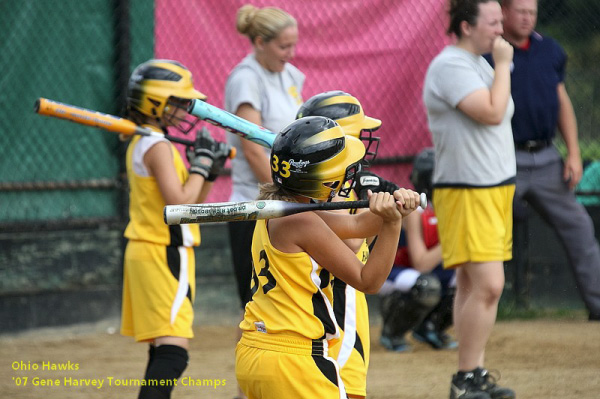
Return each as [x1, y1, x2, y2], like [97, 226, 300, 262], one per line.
[236, 4, 297, 44]
[257, 183, 299, 202]
[447, 0, 498, 37]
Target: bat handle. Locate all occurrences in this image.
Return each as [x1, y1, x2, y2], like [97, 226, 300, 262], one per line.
[162, 134, 194, 146]
[165, 133, 236, 159]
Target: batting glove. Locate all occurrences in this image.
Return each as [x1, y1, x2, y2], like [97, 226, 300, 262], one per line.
[354, 170, 400, 200]
[207, 141, 233, 182]
[187, 128, 215, 179]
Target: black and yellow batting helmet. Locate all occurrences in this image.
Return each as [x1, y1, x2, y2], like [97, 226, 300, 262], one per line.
[271, 116, 366, 201]
[126, 59, 206, 132]
[296, 90, 381, 163]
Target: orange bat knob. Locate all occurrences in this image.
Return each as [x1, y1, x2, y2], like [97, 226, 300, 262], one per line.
[228, 146, 237, 159]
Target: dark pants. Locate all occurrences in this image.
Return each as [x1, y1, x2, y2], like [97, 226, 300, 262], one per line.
[514, 147, 600, 315]
[228, 221, 256, 309]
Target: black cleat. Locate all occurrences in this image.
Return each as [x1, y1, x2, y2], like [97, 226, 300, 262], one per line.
[474, 368, 515, 399]
[380, 334, 412, 352]
[412, 321, 457, 350]
[450, 371, 491, 399]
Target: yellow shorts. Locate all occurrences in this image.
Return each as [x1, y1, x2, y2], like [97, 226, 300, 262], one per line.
[120, 240, 196, 342]
[328, 287, 370, 396]
[236, 332, 347, 399]
[433, 185, 515, 268]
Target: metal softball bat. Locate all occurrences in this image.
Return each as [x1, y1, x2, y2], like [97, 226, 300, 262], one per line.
[35, 98, 236, 158]
[163, 193, 427, 225]
[188, 99, 276, 148]
[35, 97, 193, 145]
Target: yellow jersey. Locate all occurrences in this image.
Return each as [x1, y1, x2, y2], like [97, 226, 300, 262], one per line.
[124, 132, 200, 247]
[241, 218, 339, 341]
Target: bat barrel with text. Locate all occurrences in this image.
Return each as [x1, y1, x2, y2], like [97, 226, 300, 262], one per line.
[164, 193, 427, 225]
[188, 99, 277, 148]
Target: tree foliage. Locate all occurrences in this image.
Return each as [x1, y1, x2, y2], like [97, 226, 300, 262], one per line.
[537, 0, 600, 159]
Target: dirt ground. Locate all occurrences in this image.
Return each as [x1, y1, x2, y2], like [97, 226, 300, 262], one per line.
[1, 316, 599, 399]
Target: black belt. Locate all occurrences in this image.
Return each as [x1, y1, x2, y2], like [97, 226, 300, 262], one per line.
[514, 139, 553, 153]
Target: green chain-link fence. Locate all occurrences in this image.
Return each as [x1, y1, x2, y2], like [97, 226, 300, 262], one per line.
[1, 0, 599, 331]
[0, 0, 153, 228]
[1, 0, 599, 226]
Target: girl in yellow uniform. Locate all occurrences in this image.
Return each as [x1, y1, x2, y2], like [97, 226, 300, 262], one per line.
[235, 116, 420, 399]
[296, 90, 383, 398]
[120, 59, 228, 399]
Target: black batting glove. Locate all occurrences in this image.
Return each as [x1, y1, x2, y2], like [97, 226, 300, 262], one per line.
[207, 141, 232, 182]
[186, 128, 215, 179]
[354, 170, 400, 200]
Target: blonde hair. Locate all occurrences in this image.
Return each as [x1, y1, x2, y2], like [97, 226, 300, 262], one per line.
[236, 4, 297, 44]
[257, 183, 299, 202]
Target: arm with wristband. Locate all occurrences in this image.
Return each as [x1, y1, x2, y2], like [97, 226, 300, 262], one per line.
[354, 170, 400, 200]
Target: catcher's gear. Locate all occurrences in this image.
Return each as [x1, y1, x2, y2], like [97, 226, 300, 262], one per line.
[271, 116, 366, 201]
[187, 128, 215, 179]
[380, 274, 442, 339]
[296, 90, 380, 164]
[425, 286, 455, 333]
[354, 170, 400, 200]
[412, 286, 456, 349]
[127, 59, 207, 135]
[410, 147, 435, 200]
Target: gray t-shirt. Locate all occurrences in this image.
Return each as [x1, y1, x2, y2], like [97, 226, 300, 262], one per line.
[225, 54, 305, 201]
[423, 46, 516, 187]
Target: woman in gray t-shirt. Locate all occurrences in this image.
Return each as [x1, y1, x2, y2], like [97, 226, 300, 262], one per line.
[422, 1, 516, 399]
[224, 0, 304, 356]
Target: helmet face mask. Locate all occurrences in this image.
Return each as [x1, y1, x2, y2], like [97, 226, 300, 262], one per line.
[337, 161, 362, 199]
[358, 129, 380, 165]
[127, 59, 207, 134]
[163, 97, 198, 135]
[271, 116, 366, 201]
[296, 90, 381, 165]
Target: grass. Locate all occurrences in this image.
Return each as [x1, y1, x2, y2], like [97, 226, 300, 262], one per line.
[497, 302, 588, 321]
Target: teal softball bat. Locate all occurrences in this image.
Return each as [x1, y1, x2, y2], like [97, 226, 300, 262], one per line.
[188, 99, 276, 148]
